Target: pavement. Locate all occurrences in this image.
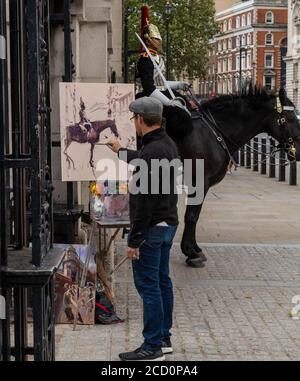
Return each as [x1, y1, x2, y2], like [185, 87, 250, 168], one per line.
[55, 167, 300, 361]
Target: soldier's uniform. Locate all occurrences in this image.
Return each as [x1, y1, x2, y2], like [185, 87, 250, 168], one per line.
[136, 5, 191, 114]
[136, 49, 165, 96]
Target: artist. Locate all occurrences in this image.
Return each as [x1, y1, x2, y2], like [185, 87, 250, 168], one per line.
[107, 97, 179, 361]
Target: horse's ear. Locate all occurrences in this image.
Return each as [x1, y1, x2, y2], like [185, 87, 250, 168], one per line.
[279, 88, 287, 105]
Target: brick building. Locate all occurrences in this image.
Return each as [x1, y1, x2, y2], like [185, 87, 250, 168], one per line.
[201, 0, 288, 97]
[286, 0, 300, 109]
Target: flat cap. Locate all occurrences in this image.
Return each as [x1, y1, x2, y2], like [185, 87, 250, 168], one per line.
[129, 97, 163, 117]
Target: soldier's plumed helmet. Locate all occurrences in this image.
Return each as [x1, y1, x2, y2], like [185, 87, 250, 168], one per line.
[143, 23, 162, 52]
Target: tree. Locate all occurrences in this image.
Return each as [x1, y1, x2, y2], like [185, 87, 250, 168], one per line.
[124, 0, 219, 81]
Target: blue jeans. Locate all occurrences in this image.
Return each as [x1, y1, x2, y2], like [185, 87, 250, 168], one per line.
[130, 225, 178, 350]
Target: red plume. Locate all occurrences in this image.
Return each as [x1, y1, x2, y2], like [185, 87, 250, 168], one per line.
[141, 4, 150, 35]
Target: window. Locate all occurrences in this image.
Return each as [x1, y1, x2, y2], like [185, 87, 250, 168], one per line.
[228, 78, 232, 93]
[236, 16, 240, 28]
[264, 76, 274, 90]
[228, 57, 232, 71]
[228, 38, 232, 50]
[242, 54, 246, 70]
[223, 39, 227, 50]
[223, 79, 228, 94]
[266, 11, 274, 24]
[265, 33, 273, 45]
[242, 14, 246, 27]
[247, 52, 251, 68]
[218, 41, 222, 51]
[224, 20, 227, 32]
[218, 60, 222, 72]
[247, 13, 252, 26]
[236, 54, 240, 70]
[242, 35, 246, 46]
[229, 18, 232, 30]
[236, 36, 240, 47]
[265, 53, 274, 68]
[247, 33, 252, 45]
[223, 59, 227, 72]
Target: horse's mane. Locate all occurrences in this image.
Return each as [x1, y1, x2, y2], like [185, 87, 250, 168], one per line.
[201, 85, 277, 112]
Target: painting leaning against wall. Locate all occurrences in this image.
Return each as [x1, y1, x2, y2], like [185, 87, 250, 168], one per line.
[54, 244, 97, 325]
[59, 83, 136, 181]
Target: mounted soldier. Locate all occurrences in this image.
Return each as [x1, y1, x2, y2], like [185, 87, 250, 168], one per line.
[136, 5, 191, 115]
[79, 97, 92, 135]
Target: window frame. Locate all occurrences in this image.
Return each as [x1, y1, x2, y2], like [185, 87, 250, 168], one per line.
[265, 33, 273, 45]
[265, 11, 274, 24]
[247, 33, 252, 45]
[264, 75, 274, 90]
[224, 20, 227, 32]
[247, 12, 252, 26]
[242, 14, 246, 27]
[242, 35, 246, 47]
[265, 53, 274, 68]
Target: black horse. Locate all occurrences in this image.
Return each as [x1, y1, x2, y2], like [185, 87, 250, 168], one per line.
[162, 87, 300, 268]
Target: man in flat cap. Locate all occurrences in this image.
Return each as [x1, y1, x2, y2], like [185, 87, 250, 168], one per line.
[108, 97, 179, 361]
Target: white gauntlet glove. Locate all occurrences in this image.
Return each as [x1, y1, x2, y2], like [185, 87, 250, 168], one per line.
[150, 89, 191, 116]
[167, 81, 192, 91]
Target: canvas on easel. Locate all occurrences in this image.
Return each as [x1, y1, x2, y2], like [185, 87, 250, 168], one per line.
[59, 83, 136, 181]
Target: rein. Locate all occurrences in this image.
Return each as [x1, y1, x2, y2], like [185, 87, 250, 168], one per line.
[188, 88, 239, 166]
[244, 141, 290, 167]
[187, 89, 299, 165]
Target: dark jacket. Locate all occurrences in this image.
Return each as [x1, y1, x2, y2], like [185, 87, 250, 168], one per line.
[136, 55, 156, 96]
[119, 128, 179, 248]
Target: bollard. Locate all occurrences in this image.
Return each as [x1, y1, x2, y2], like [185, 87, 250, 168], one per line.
[246, 141, 251, 169]
[253, 137, 258, 172]
[269, 138, 276, 178]
[261, 137, 267, 175]
[278, 149, 286, 182]
[289, 161, 297, 186]
[240, 146, 245, 167]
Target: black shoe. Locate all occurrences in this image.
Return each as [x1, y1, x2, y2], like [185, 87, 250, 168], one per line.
[162, 337, 173, 354]
[119, 346, 165, 361]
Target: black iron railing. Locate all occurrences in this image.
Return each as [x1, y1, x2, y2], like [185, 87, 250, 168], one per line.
[239, 136, 298, 186]
[0, 0, 65, 361]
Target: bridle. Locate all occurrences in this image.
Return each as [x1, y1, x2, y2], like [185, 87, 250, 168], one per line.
[275, 96, 300, 161]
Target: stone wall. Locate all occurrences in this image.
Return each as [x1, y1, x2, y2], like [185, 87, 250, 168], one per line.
[50, 0, 123, 208]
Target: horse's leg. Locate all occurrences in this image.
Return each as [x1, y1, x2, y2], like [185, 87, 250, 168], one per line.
[181, 201, 206, 268]
[180, 176, 210, 268]
[89, 144, 95, 168]
[64, 139, 75, 170]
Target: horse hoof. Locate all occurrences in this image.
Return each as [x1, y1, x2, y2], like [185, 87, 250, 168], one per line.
[186, 258, 205, 268]
[197, 251, 207, 262]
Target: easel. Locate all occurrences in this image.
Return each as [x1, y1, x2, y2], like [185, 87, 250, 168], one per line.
[95, 219, 130, 303]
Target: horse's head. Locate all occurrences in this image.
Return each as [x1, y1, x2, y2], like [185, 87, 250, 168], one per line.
[265, 89, 300, 161]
